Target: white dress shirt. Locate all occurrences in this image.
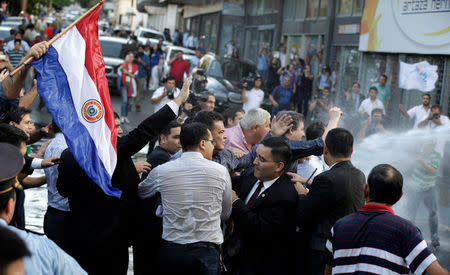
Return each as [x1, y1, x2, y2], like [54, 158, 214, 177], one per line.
[244, 176, 280, 204]
[297, 155, 324, 182]
[138, 152, 232, 245]
[151, 86, 181, 114]
[358, 98, 385, 116]
[243, 88, 265, 113]
[407, 105, 430, 128]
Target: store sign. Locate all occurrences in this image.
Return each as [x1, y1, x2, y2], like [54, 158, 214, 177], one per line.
[338, 24, 360, 34]
[359, 0, 450, 54]
[399, 61, 438, 92]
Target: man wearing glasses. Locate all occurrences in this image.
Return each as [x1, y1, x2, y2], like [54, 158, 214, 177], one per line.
[138, 122, 232, 274]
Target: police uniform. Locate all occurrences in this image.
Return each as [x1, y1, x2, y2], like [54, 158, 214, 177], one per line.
[0, 143, 87, 275]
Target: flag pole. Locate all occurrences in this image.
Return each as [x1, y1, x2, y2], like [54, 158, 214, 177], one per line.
[10, 0, 104, 77]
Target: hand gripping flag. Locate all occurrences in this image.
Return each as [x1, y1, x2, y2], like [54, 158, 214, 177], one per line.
[31, 3, 121, 197]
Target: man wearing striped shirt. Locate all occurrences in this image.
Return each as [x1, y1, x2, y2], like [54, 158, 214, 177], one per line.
[6, 39, 26, 68]
[325, 164, 448, 275]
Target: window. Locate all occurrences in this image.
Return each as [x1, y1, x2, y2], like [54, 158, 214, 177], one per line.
[319, 0, 328, 17]
[337, 0, 364, 16]
[337, 0, 352, 15]
[306, 0, 319, 18]
[283, 0, 305, 20]
[249, 0, 279, 15]
[352, 0, 363, 15]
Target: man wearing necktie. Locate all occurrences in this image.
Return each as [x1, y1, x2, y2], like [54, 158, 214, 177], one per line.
[231, 137, 298, 275]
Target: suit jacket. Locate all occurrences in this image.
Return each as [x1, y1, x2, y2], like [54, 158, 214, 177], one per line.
[56, 104, 176, 274]
[232, 173, 298, 275]
[141, 145, 171, 180]
[296, 160, 365, 251]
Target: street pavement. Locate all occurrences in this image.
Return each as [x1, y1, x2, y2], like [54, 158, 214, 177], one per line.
[29, 87, 450, 270]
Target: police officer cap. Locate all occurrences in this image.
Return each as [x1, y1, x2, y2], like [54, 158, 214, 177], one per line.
[0, 143, 23, 195]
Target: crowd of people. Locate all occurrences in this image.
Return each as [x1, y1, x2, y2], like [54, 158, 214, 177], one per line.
[0, 12, 449, 275]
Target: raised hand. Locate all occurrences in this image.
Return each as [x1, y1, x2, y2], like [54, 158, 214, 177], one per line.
[270, 114, 293, 137]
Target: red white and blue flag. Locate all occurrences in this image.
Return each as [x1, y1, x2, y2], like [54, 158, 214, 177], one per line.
[31, 3, 121, 197]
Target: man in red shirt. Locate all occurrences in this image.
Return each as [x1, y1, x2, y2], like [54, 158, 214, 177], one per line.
[168, 51, 189, 89]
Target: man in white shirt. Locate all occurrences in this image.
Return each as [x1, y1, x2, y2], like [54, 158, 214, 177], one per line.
[241, 75, 265, 113]
[399, 93, 431, 129]
[151, 76, 180, 114]
[138, 122, 232, 274]
[418, 104, 449, 129]
[358, 87, 385, 118]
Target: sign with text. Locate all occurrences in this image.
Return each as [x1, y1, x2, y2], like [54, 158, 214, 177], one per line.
[359, 0, 450, 54]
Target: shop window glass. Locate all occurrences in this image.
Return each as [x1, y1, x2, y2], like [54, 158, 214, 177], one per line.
[319, 0, 328, 17]
[295, 0, 306, 19]
[283, 0, 295, 19]
[352, 0, 363, 15]
[335, 47, 361, 95]
[338, 0, 352, 15]
[306, 0, 319, 18]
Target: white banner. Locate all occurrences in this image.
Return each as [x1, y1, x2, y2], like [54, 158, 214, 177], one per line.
[398, 61, 438, 92]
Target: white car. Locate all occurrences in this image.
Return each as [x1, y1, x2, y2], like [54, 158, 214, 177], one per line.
[162, 45, 196, 78]
[136, 27, 171, 47]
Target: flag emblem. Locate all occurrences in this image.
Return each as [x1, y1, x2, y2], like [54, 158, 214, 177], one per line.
[82, 99, 104, 123]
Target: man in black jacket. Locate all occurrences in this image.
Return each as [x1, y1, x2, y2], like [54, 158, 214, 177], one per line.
[56, 77, 192, 274]
[294, 128, 365, 275]
[141, 120, 181, 180]
[231, 137, 298, 275]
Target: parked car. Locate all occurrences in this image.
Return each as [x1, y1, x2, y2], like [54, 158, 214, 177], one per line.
[99, 36, 131, 93]
[162, 45, 196, 78]
[193, 53, 272, 113]
[0, 21, 21, 29]
[136, 27, 171, 47]
[0, 26, 11, 47]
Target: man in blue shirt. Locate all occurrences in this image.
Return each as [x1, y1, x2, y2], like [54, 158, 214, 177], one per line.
[270, 76, 293, 116]
[133, 45, 150, 112]
[0, 142, 86, 274]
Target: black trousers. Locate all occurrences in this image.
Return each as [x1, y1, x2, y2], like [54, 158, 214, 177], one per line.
[11, 188, 25, 229]
[156, 241, 221, 275]
[44, 206, 71, 253]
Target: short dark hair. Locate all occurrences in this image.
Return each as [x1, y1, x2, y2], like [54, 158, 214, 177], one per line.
[276, 111, 304, 131]
[165, 75, 176, 82]
[199, 91, 215, 102]
[14, 39, 21, 44]
[423, 93, 431, 99]
[325, 128, 353, 158]
[193, 110, 223, 131]
[371, 108, 384, 116]
[159, 120, 181, 142]
[180, 122, 210, 151]
[260, 137, 291, 167]
[431, 105, 442, 112]
[367, 164, 403, 205]
[0, 123, 28, 148]
[380, 74, 388, 80]
[114, 112, 120, 120]
[0, 226, 31, 274]
[222, 107, 244, 127]
[0, 187, 16, 216]
[51, 120, 61, 134]
[3, 107, 31, 124]
[306, 121, 325, 140]
[369, 86, 378, 93]
[352, 82, 360, 88]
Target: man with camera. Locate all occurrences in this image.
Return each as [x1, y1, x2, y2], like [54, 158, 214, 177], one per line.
[241, 75, 264, 113]
[151, 76, 180, 114]
[418, 105, 450, 129]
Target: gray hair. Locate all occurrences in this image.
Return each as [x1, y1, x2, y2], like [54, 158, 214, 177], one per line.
[276, 111, 304, 131]
[239, 108, 270, 130]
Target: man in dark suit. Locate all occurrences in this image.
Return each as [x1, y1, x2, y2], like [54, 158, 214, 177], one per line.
[231, 137, 298, 275]
[141, 120, 181, 180]
[294, 128, 365, 275]
[56, 77, 192, 274]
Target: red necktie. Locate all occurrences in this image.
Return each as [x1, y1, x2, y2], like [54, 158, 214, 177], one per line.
[246, 181, 264, 208]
